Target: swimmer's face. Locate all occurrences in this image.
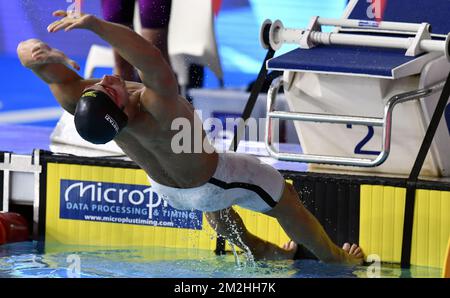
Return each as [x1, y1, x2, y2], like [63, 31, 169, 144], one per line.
[87, 75, 129, 109]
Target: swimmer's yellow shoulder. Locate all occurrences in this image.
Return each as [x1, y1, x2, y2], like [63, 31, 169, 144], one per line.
[443, 237, 450, 278]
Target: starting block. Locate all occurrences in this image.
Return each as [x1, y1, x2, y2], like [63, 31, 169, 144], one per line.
[263, 0, 450, 177]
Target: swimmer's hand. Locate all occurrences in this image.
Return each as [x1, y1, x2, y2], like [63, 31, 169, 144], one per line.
[26, 41, 80, 70]
[47, 10, 98, 33]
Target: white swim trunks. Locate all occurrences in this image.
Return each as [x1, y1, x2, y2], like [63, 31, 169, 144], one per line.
[148, 152, 285, 213]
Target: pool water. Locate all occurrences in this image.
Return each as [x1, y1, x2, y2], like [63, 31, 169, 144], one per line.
[0, 242, 441, 278]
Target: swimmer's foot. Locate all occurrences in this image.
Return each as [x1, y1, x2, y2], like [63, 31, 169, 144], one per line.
[282, 240, 364, 265]
[340, 243, 364, 266]
[252, 240, 299, 261]
[282, 240, 298, 259]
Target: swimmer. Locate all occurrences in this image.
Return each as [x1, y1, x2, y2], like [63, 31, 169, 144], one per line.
[17, 11, 363, 265]
[101, 0, 172, 81]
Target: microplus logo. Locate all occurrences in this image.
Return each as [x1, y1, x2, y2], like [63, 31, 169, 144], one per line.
[60, 179, 202, 230]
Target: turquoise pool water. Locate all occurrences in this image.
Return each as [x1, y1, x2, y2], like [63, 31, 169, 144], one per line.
[0, 242, 441, 278]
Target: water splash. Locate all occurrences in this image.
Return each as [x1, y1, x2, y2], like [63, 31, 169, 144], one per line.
[215, 208, 257, 268]
[0, 241, 441, 278]
[230, 243, 241, 267]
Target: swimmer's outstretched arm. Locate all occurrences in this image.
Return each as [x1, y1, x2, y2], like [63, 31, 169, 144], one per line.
[17, 39, 99, 114]
[47, 11, 178, 98]
[205, 208, 296, 261]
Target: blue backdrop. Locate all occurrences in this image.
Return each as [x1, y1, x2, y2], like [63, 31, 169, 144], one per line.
[0, 0, 346, 126]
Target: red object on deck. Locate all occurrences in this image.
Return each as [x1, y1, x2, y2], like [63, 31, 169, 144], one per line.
[212, 0, 222, 16]
[0, 212, 29, 245]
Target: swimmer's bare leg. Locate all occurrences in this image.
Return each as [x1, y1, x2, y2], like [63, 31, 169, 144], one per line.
[205, 208, 297, 261]
[17, 39, 99, 114]
[111, 23, 138, 81]
[113, 50, 138, 82]
[112, 26, 171, 81]
[265, 183, 364, 266]
[141, 28, 171, 65]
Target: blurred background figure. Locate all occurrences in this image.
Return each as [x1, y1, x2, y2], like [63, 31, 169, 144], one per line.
[0, 0, 346, 130]
[101, 0, 172, 81]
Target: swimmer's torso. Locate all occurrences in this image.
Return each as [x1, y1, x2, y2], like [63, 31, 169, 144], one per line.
[114, 82, 218, 188]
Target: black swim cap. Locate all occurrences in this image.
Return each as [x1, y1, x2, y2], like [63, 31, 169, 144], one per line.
[74, 89, 128, 144]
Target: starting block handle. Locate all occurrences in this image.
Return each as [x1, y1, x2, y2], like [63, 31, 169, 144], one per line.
[265, 77, 445, 167]
[318, 17, 423, 32]
[262, 19, 450, 61]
